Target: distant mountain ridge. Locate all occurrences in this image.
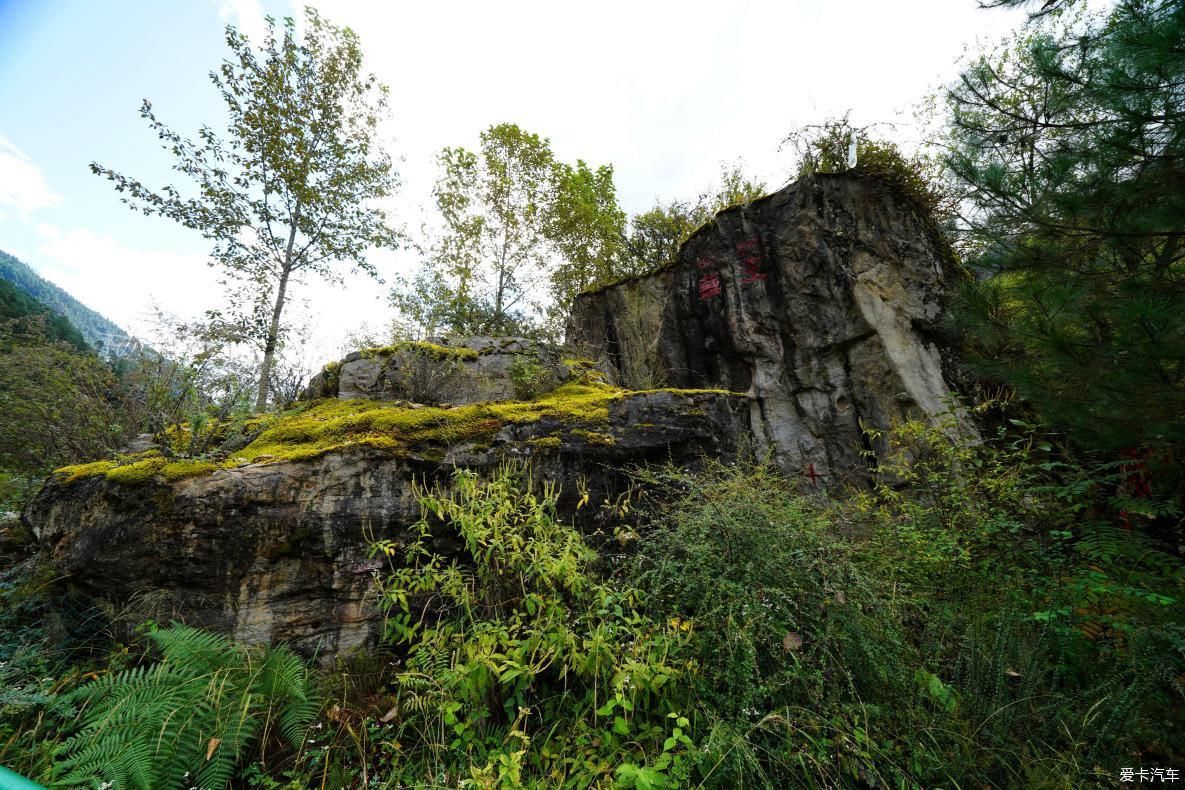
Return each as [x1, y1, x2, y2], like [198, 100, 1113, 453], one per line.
[0, 249, 136, 355]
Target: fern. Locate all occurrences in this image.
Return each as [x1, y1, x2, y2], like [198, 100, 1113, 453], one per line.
[53, 624, 320, 789]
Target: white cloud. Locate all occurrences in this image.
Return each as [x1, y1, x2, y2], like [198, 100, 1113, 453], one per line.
[297, 0, 1028, 216]
[0, 135, 63, 218]
[216, 0, 269, 46]
[30, 221, 391, 363]
[34, 223, 219, 335]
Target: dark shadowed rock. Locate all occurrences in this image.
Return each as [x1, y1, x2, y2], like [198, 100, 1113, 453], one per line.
[567, 171, 971, 488]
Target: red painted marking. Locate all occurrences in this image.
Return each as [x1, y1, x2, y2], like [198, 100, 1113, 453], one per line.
[695, 256, 714, 269]
[735, 238, 767, 284]
[697, 271, 721, 299]
[801, 463, 822, 488]
[740, 256, 767, 284]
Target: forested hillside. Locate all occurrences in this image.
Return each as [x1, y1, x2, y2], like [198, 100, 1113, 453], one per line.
[0, 276, 88, 351]
[0, 250, 133, 355]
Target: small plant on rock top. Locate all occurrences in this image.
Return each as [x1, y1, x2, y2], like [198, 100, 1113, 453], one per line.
[508, 354, 552, 400]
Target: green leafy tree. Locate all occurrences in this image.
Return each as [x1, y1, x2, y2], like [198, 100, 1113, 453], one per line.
[784, 116, 956, 245]
[545, 159, 627, 326]
[623, 163, 766, 273]
[396, 134, 764, 340]
[411, 123, 558, 337]
[945, 0, 1185, 451]
[91, 8, 399, 411]
[112, 307, 257, 449]
[396, 123, 629, 340]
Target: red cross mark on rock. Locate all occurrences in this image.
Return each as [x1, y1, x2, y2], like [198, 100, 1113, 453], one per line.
[801, 463, 823, 488]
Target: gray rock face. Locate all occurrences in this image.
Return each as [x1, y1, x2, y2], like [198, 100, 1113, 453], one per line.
[26, 389, 746, 660]
[567, 171, 970, 488]
[303, 337, 569, 406]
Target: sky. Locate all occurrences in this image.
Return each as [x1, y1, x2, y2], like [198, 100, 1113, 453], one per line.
[0, 0, 1030, 361]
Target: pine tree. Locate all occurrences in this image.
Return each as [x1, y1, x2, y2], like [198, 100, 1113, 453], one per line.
[946, 0, 1185, 451]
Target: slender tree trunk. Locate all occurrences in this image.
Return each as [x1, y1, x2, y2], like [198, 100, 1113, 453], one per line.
[255, 214, 300, 411]
[254, 265, 292, 411]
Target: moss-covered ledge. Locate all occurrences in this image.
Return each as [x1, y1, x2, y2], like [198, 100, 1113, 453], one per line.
[358, 339, 480, 362]
[52, 382, 745, 487]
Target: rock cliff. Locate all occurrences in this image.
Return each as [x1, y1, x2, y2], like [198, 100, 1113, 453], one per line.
[301, 337, 569, 405]
[567, 171, 968, 487]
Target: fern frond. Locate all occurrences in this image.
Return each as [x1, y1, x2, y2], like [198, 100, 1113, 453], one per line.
[53, 625, 321, 790]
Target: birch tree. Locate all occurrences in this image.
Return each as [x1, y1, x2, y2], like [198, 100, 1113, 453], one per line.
[91, 8, 399, 409]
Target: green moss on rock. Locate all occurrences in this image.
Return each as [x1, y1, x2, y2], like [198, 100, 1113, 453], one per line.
[51, 380, 738, 484]
[55, 459, 119, 483]
[160, 459, 220, 482]
[362, 340, 479, 362]
[54, 452, 220, 486]
[572, 429, 617, 446]
[229, 381, 622, 465]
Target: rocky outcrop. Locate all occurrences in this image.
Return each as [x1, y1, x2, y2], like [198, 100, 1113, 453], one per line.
[27, 386, 745, 660]
[567, 171, 969, 487]
[302, 337, 570, 405]
[26, 170, 972, 660]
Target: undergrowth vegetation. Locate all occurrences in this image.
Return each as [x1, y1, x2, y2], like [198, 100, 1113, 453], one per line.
[2, 410, 1182, 787]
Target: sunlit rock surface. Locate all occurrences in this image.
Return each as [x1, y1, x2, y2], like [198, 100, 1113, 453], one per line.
[567, 171, 970, 488]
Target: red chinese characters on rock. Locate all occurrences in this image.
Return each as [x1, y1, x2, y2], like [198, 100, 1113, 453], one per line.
[697, 271, 722, 299]
[696, 256, 721, 299]
[736, 237, 767, 285]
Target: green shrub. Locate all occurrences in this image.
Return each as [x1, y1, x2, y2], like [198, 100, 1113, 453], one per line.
[629, 411, 1184, 788]
[631, 461, 917, 787]
[508, 354, 552, 400]
[370, 463, 694, 787]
